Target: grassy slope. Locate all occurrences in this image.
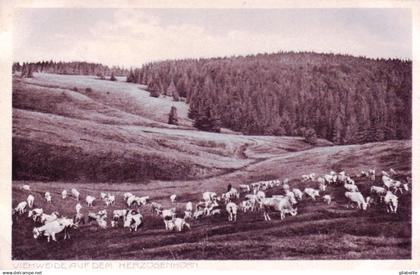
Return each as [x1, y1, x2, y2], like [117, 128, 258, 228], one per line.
[13, 74, 325, 182]
[11, 73, 411, 260]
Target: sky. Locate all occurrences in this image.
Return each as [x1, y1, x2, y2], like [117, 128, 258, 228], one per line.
[13, 8, 412, 67]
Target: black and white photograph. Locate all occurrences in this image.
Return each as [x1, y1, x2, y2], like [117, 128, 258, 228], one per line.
[2, 2, 417, 265]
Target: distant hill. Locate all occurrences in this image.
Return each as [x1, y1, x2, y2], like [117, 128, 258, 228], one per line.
[128, 51, 412, 144]
[13, 61, 129, 77]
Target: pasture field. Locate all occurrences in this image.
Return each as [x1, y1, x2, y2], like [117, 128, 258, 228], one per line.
[11, 73, 411, 260]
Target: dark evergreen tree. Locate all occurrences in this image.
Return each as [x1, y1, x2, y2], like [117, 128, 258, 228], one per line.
[110, 72, 117, 81]
[168, 106, 179, 125]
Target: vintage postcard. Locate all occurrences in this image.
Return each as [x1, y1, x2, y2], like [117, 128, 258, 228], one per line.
[0, 0, 419, 273]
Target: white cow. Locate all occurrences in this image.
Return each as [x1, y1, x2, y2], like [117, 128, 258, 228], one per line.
[27, 194, 35, 208]
[170, 194, 177, 203]
[384, 191, 398, 214]
[71, 188, 80, 201]
[13, 201, 27, 215]
[323, 195, 332, 205]
[33, 218, 75, 242]
[261, 196, 297, 221]
[61, 190, 68, 199]
[161, 208, 176, 230]
[304, 188, 320, 200]
[86, 195, 96, 207]
[167, 218, 191, 232]
[226, 202, 238, 222]
[344, 191, 368, 210]
[124, 210, 143, 232]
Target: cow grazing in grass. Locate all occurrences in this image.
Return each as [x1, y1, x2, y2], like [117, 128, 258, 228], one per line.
[384, 191, 398, 214]
[261, 196, 297, 221]
[33, 217, 75, 242]
[71, 188, 80, 201]
[167, 218, 191, 232]
[226, 202, 238, 222]
[13, 201, 28, 215]
[85, 195, 96, 207]
[344, 192, 368, 211]
[304, 188, 320, 201]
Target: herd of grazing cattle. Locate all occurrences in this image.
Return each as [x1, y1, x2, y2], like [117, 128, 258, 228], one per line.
[12, 168, 410, 243]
